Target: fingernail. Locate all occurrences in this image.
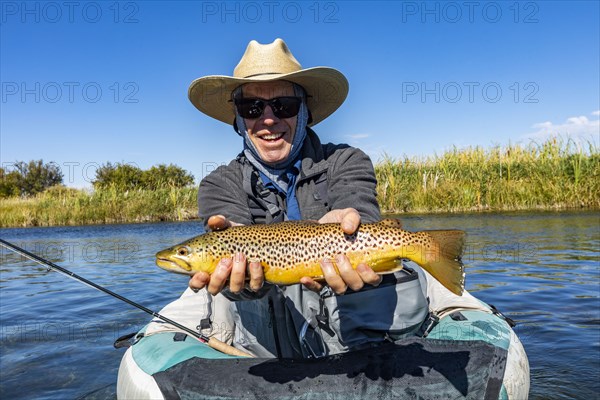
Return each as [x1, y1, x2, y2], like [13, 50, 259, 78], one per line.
[220, 258, 232, 271]
[335, 254, 344, 264]
[250, 262, 261, 271]
[190, 287, 200, 293]
[343, 220, 356, 233]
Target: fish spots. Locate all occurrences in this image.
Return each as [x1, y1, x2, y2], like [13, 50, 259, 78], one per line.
[161, 221, 460, 287]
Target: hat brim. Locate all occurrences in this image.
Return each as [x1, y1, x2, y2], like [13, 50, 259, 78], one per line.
[188, 67, 348, 126]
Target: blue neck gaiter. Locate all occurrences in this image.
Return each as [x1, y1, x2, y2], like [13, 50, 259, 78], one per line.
[233, 84, 308, 192]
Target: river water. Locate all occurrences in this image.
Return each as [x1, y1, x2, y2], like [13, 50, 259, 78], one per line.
[0, 211, 598, 399]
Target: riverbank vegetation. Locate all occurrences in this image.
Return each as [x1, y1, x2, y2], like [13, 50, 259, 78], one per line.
[1, 137, 598, 227]
[0, 185, 198, 227]
[376, 137, 599, 213]
[1, 162, 197, 227]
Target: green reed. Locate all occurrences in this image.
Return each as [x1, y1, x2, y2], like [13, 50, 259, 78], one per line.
[1, 136, 598, 227]
[375, 136, 600, 214]
[0, 185, 198, 227]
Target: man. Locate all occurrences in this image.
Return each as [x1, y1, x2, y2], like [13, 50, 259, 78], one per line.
[186, 39, 428, 358]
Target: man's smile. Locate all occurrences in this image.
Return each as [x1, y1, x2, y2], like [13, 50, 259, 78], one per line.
[254, 131, 286, 142]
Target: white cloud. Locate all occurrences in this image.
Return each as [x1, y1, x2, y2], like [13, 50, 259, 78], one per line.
[528, 111, 600, 140]
[346, 133, 371, 140]
[343, 133, 388, 162]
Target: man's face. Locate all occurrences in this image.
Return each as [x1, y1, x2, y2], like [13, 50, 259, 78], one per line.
[240, 81, 298, 164]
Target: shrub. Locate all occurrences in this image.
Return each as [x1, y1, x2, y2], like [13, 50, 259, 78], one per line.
[0, 160, 63, 197]
[92, 162, 144, 191]
[141, 164, 195, 189]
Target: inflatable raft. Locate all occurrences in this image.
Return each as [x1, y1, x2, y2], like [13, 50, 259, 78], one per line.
[117, 264, 530, 399]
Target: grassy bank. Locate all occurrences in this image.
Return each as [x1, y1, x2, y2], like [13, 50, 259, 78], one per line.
[0, 186, 198, 227]
[376, 137, 599, 213]
[1, 137, 598, 227]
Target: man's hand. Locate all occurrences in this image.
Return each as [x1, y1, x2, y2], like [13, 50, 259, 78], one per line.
[206, 214, 242, 231]
[301, 254, 382, 295]
[189, 215, 264, 295]
[318, 208, 361, 235]
[303, 208, 383, 294]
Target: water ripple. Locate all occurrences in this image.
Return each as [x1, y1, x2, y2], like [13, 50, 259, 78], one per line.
[1, 212, 599, 399]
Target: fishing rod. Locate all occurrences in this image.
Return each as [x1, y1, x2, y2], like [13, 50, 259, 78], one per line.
[0, 238, 251, 358]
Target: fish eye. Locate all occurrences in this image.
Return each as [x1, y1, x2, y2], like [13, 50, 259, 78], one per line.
[176, 246, 191, 256]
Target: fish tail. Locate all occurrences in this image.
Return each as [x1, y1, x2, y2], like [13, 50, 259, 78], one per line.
[418, 230, 466, 296]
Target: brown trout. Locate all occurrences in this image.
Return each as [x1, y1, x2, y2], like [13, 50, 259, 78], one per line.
[156, 220, 466, 295]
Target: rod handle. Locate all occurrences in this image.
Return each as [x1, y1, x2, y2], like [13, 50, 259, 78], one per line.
[207, 337, 254, 358]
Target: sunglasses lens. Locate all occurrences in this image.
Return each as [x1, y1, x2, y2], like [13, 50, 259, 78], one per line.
[271, 97, 301, 118]
[237, 99, 265, 119]
[236, 97, 301, 119]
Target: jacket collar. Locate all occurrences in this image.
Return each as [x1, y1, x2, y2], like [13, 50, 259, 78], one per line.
[237, 127, 329, 180]
[299, 128, 329, 180]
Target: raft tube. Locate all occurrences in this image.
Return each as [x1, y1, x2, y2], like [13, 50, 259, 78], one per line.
[117, 265, 529, 399]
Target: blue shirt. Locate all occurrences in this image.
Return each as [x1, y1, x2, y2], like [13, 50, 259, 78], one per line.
[258, 159, 302, 221]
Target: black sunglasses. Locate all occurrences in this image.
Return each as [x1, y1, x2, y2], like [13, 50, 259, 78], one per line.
[232, 97, 302, 119]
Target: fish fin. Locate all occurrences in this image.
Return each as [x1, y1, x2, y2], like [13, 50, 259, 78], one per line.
[376, 265, 405, 275]
[369, 258, 404, 274]
[420, 230, 466, 296]
[378, 218, 403, 229]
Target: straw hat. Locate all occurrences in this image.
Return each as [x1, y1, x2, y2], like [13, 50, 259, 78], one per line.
[188, 38, 349, 126]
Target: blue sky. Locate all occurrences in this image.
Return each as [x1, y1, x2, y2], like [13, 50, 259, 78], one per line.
[1, 1, 599, 188]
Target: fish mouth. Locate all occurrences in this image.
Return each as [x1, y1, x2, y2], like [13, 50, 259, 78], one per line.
[156, 257, 194, 276]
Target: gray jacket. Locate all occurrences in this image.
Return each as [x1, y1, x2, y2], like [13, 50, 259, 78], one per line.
[197, 129, 428, 358]
[198, 128, 380, 226]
